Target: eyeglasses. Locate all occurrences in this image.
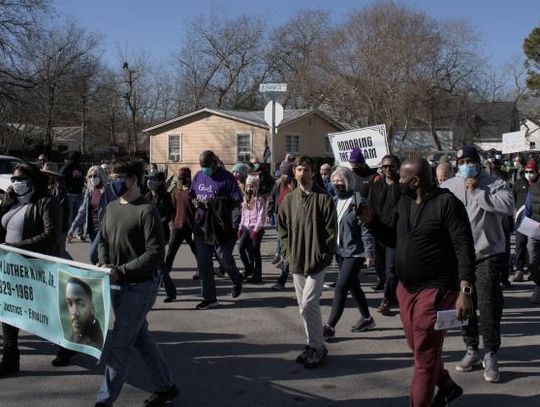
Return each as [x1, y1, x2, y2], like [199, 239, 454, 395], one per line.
[11, 176, 29, 182]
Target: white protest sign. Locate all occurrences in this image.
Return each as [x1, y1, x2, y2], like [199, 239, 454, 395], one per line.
[328, 124, 389, 168]
[502, 130, 528, 154]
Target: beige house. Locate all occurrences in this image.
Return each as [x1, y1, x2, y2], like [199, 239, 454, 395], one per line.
[142, 107, 345, 175]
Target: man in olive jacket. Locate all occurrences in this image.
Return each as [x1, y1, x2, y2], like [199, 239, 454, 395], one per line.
[278, 155, 337, 369]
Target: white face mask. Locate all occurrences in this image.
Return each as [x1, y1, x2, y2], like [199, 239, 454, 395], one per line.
[89, 175, 101, 187]
[12, 181, 31, 196]
[525, 172, 538, 182]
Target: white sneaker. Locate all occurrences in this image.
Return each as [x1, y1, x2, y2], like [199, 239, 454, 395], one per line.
[482, 352, 500, 383]
[455, 347, 480, 372]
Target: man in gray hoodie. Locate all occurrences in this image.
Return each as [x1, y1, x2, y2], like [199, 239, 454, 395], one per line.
[441, 145, 514, 384]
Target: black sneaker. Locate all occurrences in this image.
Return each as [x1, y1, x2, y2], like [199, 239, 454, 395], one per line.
[323, 325, 335, 341]
[143, 384, 179, 406]
[246, 276, 263, 284]
[431, 382, 463, 407]
[351, 317, 376, 332]
[271, 282, 285, 290]
[214, 268, 226, 278]
[232, 284, 242, 298]
[163, 296, 176, 303]
[195, 300, 218, 310]
[374, 279, 386, 291]
[304, 346, 328, 369]
[192, 272, 200, 280]
[296, 346, 311, 363]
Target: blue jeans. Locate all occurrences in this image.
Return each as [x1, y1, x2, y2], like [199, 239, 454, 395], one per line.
[88, 227, 100, 265]
[193, 224, 242, 301]
[96, 277, 173, 405]
[375, 240, 397, 304]
[58, 232, 73, 260]
[67, 193, 84, 236]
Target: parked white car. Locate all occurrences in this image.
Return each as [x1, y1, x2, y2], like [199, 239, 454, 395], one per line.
[0, 155, 24, 197]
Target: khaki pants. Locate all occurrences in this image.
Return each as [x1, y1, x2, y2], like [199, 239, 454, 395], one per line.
[293, 271, 326, 350]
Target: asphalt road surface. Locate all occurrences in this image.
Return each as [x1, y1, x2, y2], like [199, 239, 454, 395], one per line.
[3, 229, 540, 406]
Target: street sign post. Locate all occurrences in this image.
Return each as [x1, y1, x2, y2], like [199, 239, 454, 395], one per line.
[263, 100, 284, 171]
[259, 83, 287, 93]
[260, 83, 287, 171]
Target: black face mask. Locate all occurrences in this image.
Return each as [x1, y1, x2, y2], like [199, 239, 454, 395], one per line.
[334, 184, 352, 199]
[399, 181, 417, 198]
[352, 165, 369, 176]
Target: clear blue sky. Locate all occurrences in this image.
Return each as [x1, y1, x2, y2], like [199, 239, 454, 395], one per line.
[54, 0, 539, 68]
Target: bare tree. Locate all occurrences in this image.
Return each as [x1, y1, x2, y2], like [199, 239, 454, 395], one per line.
[267, 9, 331, 108]
[0, 0, 49, 102]
[175, 13, 267, 110]
[19, 20, 100, 151]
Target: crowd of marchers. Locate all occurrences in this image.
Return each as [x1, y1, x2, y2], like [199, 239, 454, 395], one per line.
[1, 144, 539, 407]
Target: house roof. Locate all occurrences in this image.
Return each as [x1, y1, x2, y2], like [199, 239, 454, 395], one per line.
[4, 123, 81, 143]
[142, 107, 345, 133]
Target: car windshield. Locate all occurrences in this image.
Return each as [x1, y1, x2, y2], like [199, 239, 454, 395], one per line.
[0, 160, 21, 174]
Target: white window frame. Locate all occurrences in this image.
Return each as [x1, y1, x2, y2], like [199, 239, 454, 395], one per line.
[236, 131, 252, 162]
[167, 133, 181, 162]
[285, 134, 300, 155]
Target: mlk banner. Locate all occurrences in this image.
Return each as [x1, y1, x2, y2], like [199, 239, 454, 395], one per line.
[328, 124, 390, 168]
[0, 245, 110, 360]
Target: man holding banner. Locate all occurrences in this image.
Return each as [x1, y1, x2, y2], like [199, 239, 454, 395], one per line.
[95, 159, 178, 407]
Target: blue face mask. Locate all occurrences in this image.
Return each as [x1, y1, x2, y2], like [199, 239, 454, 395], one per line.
[458, 164, 478, 178]
[201, 166, 214, 176]
[111, 177, 129, 197]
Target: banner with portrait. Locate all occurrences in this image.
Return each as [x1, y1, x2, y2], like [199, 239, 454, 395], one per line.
[328, 124, 390, 169]
[0, 245, 110, 360]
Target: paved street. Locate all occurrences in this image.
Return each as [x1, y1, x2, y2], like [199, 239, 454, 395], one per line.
[4, 228, 540, 406]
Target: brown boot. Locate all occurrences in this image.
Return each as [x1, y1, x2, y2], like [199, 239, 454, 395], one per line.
[377, 300, 391, 316]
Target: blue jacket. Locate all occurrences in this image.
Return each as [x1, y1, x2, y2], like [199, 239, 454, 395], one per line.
[69, 184, 117, 236]
[334, 192, 375, 259]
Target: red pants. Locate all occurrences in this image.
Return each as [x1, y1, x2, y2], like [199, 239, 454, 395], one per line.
[397, 283, 458, 407]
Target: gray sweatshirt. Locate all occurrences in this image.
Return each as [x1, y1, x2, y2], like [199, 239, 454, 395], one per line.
[441, 171, 514, 261]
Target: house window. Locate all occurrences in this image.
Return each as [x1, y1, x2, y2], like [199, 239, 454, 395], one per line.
[236, 133, 251, 162]
[286, 135, 299, 154]
[168, 134, 181, 162]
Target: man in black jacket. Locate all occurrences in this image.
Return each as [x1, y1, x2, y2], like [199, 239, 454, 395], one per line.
[368, 154, 401, 315]
[361, 157, 475, 407]
[60, 151, 85, 239]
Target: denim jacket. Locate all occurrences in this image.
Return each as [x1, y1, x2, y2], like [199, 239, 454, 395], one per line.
[69, 184, 117, 236]
[335, 192, 375, 259]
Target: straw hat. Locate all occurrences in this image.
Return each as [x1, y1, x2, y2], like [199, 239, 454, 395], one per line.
[41, 162, 63, 177]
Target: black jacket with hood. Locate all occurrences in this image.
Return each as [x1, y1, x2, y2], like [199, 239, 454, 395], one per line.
[369, 187, 475, 292]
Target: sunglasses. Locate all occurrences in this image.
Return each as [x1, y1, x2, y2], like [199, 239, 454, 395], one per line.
[524, 170, 536, 174]
[11, 176, 29, 182]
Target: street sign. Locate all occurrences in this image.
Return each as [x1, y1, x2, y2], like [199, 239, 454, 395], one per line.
[259, 83, 287, 93]
[264, 101, 284, 128]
